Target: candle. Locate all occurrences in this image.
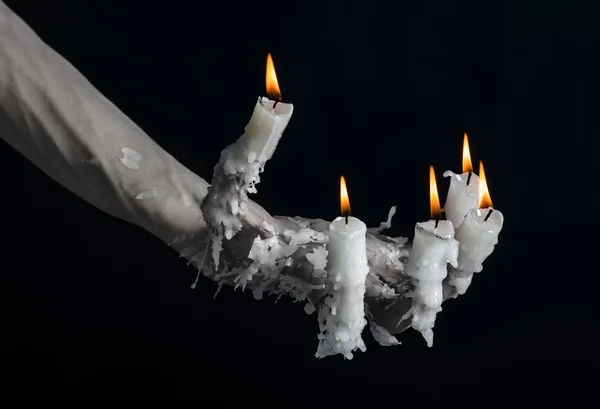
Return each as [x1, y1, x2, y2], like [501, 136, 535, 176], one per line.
[448, 161, 504, 296]
[405, 166, 458, 347]
[201, 53, 294, 269]
[316, 176, 369, 359]
[443, 133, 480, 228]
[242, 53, 294, 163]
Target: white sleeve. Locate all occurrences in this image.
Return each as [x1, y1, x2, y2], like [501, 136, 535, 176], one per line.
[0, 1, 210, 246]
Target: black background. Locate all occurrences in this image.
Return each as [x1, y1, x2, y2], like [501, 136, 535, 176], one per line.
[1, 0, 598, 406]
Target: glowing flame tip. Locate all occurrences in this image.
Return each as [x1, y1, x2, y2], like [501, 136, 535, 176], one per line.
[429, 165, 441, 219]
[266, 53, 282, 100]
[478, 160, 493, 208]
[340, 175, 351, 218]
[462, 132, 473, 174]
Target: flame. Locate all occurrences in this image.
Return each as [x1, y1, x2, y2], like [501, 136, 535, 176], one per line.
[462, 132, 473, 173]
[479, 160, 493, 208]
[266, 53, 282, 100]
[340, 175, 351, 217]
[429, 165, 441, 219]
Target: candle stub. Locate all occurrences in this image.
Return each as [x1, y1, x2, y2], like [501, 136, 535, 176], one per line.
[405, 219, 458, 347]
[243, 97, 293, 163]
[448, 207, 504, 295]
[316, 216, 369, 360]
[443, 170, 480, 228]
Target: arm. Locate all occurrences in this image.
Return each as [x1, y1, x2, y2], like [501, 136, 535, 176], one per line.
[0, 1, 416, 343]
[0, 0, 208, 249]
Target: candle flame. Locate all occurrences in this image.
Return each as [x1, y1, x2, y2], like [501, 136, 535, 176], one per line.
[266, 53, 282, 100]
[340, 175, 351, 218]
[462, 132, 473, 173]
[429, 165, 442, 219]
[479, 160, 493, 208]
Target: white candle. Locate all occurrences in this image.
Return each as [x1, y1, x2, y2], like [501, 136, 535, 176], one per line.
[448, 161, 504, 295]
[242, 53, 293, 163]
[406, 166, 458, 347]
[203, 53, 293, 268]
[316, 176, 369, 359]
[443, 133, 479, 228]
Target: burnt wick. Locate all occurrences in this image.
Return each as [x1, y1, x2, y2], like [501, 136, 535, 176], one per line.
[272, 98, 281, 110]
[484, 208, 494, 222]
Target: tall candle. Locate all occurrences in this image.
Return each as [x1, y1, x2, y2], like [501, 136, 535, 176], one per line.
[406, 166, 458, 347]
[443, 133, 479, 228]
[316, 176, 369, 359]
[448, 161, 504, 296]
[242, 53, 293, 163]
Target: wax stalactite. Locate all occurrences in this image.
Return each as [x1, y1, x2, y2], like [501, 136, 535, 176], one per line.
[443, 132, 480, 228]
[405, 166, 459, 347]
[316, 176, 370, 359]
[447, 160, 504, 297]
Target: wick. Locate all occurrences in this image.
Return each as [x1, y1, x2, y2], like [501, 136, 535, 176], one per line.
[345, 214, 349, 226]
[272, 97, 281, 111]
[434, 218, 439, 229]
[466, 171, 473, 186]
[484, 208, 494, 222]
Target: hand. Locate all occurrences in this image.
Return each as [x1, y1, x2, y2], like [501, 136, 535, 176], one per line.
[188, 138, 416, 342]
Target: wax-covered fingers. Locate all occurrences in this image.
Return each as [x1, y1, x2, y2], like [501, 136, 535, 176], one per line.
[366, 296, 413, 335]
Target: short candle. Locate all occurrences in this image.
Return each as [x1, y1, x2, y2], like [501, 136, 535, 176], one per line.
[448, 160, 504, 295]
[243, 53, 294, 163]
[201, 53, 294, 266]
[444, 133, 480, 228]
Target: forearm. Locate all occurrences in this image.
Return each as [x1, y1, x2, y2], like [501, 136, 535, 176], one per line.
[0, 1, 209, 245]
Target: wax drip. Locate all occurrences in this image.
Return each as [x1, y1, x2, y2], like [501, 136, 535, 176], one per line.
[466, 171, 473, 186]
[484, 208, 494, 222]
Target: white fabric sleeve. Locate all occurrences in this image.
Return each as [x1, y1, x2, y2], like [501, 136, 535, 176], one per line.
[0, 1, 210, 247]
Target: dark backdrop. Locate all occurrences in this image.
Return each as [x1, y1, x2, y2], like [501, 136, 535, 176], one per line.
[1, 0, 598, 405]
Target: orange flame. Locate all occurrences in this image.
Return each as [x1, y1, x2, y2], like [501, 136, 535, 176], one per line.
[340, 175, 351, 218]
[462, 132, 473, 173]
[429, 165, 441, 219]
[266, 53, 282, 100]
[479, 160, 493, 208]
